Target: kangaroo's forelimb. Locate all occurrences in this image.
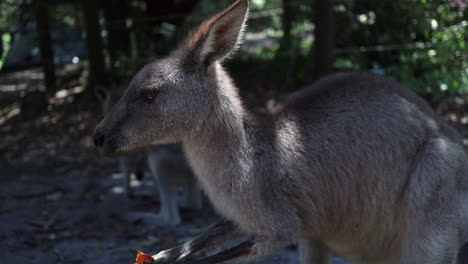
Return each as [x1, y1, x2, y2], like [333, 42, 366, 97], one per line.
[152, 221, 246, 262]
[155, 237, 254, 264]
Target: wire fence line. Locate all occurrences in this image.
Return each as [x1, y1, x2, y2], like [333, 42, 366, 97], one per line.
[335, 42, 437, 54]
[103, 8, 285, 27]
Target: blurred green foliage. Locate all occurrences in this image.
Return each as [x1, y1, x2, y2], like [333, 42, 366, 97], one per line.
[0, 0, 466, 104]
[0, 0, 21, 32]
[50, 4, 78, 26]
[0, 0, 29, 71]
[232, 0, 467, 104]
[332, 0, 467, 103]
[0, 33, 11, 69]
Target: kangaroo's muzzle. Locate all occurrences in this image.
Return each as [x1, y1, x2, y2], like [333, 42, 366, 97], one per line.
[93, 125, 120, 155]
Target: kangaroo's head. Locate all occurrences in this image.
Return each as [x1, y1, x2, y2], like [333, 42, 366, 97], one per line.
[94, 0, 249, 155]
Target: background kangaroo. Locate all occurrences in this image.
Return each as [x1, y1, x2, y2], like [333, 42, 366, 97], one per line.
[96, 83, 202, 226]
[94, 0, 468, 263]
[96, 81, 146, 199]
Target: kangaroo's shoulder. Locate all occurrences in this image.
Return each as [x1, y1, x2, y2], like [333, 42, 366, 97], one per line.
[276, 71, 432, 114]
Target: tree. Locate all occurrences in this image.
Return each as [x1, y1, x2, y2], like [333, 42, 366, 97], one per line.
[102, 0, 130, 74]
[34, 0, 56, 94]
[278, 0, 293, 52]
[82, 0, 107, 88]
[312, 0, 335, 79]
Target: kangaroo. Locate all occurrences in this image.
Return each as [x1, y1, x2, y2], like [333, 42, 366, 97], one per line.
[146, 143, 203, 225]
[93, 0, 468, 263]
[96, 83, 202, 226]
[96, 82, 146, 199]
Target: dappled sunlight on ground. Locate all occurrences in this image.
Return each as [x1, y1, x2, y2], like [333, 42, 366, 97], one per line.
[0, 68, 44, 92]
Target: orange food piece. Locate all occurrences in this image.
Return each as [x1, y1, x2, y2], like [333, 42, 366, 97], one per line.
[135, 251, 155, 264]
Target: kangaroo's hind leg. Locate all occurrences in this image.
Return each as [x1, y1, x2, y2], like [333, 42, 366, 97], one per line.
[147, 153, 181, 225]
[400, 138, 466, 264]
[119, 156, 135, 199]
[182, 176, 203, 210]
[299, 238, 330, 264]
[459, 242, 468, 264]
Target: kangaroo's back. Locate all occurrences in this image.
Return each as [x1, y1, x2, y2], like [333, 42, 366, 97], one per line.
[279, 71, 462, 142]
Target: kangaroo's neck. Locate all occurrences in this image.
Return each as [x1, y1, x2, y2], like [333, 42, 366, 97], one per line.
[182, 64, 256, 197]
[181, 64, 307, 227]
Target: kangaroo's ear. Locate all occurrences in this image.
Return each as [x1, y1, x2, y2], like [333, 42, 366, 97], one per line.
[182, 0, 249, 68]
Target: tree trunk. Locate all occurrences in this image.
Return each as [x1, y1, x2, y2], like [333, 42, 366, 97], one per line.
[103, 0, 130, 74]
[313, 0, 335, 79]
[275, 0, 297, 91]
[82, 0, 107, 88]
[34, 0, 56, 94]
[278, 0, 293, 53]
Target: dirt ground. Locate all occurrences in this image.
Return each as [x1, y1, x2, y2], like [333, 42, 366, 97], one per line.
[1, 68, 465, 264]
[0, 152, 323, 264]
[0, 148, 348, 264]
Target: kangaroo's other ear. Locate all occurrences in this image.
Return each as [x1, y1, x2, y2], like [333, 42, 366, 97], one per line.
[95, 85, 109, 102]
[182, 0, 249, 68]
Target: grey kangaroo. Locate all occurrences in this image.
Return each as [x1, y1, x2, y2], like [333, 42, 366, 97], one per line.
[96, 83, 202, 225]
[94, 0, 468, 263]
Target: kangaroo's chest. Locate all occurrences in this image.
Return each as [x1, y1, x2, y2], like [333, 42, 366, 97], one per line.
[183, 145, 251, 223]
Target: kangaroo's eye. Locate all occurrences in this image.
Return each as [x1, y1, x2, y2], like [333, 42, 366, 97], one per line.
[141, 90, 158, 104]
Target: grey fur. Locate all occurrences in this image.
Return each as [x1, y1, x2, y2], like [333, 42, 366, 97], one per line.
[94, 0, 468, 263]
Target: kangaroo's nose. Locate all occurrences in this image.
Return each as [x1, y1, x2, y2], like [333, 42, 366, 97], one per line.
[93, 130, 105, 148]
